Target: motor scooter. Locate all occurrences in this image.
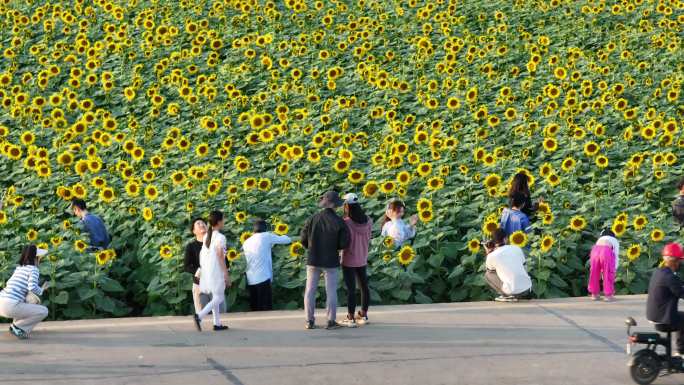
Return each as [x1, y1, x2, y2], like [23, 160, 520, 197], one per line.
[625, 316, 684, 384]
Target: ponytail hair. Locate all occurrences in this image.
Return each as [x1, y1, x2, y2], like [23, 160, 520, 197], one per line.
[381, 199, 405, 227]
[18, 245, 38, 266]
[346, 203, 368, 224]
[205, 210, 224, 248]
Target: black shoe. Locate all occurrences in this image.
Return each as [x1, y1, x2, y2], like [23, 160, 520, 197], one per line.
[305, 320, 316, 330]
[193, 314, 202, 332]
[326, 320, 342, 330]
[213, 325, 229, 331]
[9, 324, 28, 340]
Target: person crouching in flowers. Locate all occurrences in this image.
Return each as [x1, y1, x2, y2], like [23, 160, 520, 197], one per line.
[242, 219, 291, 311]
[381, 199, 417, 248]
[483, 229, 532, 302]
[588, 229, 620, 302]
[340, 193, 373, 328]
[0, 245, 49, 339]
[193, 210, 230, 332]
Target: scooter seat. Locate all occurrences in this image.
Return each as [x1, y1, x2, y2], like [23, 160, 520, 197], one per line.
[632, 332, 662, 343]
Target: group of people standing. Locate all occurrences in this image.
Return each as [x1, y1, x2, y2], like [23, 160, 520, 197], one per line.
[184, 190, 419, 331]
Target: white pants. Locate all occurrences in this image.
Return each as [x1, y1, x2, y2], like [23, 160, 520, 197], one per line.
[0, 298, 48, 333]
[197, 292, 225, 326]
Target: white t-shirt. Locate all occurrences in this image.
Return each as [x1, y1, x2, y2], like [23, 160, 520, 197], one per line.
[485, 245, 532, 295]
[596, 235, 620, 270]
[381, 218, 416, 248]
[242, 232, 291, 285]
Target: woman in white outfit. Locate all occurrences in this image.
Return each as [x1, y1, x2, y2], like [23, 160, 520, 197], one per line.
[193, 210, 230, 331]
[0, 245, 49, 339]
[380, 199, 418, 249]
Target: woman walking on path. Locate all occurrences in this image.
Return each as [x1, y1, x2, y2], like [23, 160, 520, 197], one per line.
[193, 211, 230, 331]
[340, 193, 373, 328]
[0, 245, 49, 339]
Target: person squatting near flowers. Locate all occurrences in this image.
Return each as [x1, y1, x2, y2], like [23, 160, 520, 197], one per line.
[483, 229, 532, 302]
[381, 199, 418, 249]
[184, 218, 225, 315]
[0, 245, 49, 339]
[588, 229, 620, 302]
[71, 198, 111, 251]
[242, 218, 292, 311]
[301, 191, 351, 330]
[646, 243, 684, 356]
[193, 210, 230, 332]
[340, 193, 373, 328]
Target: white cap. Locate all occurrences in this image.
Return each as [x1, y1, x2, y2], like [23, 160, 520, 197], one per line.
[343, 193, 359, 204]
[36, 248, 47, 257]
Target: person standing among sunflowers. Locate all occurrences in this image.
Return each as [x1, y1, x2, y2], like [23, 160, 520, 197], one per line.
[70, 198, 110, 251]
[301, 191, 351, 330]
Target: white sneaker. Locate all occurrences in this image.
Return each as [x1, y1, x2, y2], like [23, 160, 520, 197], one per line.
[340, 317, 357, 328]
[495, 295, 518, 302]
[356, 311, 369, 325]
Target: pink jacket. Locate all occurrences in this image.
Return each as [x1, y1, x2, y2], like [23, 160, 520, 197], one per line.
[341, 217, 373, 267]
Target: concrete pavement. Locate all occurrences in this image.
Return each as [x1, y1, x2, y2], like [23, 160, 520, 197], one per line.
[0, 295, 678, 385]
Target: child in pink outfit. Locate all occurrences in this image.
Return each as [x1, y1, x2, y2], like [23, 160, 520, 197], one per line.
[588, 229, 619, 302]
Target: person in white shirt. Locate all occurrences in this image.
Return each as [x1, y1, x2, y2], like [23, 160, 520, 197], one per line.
[483, 229, 532, 302]
[242, 219, 291, 311]
[380, 199, 417, 249]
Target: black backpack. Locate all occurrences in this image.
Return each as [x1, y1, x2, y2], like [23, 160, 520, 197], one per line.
[673, 196, 684, 226]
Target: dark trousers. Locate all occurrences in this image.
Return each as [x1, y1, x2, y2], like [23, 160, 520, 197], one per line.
[675, 312, 684, 354]
[247, 279, 272, 311]
[484, 271, 530, 298]
[342, 266, 369, 317]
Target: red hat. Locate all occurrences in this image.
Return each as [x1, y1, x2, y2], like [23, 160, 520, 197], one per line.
[662, 243, 684, 259]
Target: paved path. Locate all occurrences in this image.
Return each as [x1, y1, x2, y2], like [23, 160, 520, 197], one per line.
[0, 295, 678, 385]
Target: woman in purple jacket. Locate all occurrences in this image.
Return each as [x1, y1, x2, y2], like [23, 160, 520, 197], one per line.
[340, 193, 373, 328]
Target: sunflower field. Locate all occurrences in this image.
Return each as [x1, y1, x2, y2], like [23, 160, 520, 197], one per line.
[0, 0, 682, 319]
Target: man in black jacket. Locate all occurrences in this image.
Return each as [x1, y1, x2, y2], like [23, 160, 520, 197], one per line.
[301, 191, 351, 330]
[647, 242, 684, 355]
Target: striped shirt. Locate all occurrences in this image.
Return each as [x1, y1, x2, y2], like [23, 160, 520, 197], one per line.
[0, 265, 42, 302]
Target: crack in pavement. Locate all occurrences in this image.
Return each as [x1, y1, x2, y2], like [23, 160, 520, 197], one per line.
[537, 305, 624, 353]
[207, 358, 246, 385]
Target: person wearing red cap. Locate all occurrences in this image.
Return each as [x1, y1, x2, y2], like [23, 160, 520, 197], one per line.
[646, 242, 684, 355]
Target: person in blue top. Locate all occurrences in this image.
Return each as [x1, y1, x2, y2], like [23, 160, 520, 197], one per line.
[71, 199, 110, 250]
[500, 192, 531, 238]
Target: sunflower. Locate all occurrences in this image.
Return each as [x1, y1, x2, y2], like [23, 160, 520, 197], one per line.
[74, 240, 87, 253]
[396, 171, 411, 185]
[483, 174, 501, 188]
[417, 198, 432, 212]
[347, 169, 365, 184]
[426, 177, 444, 191]
[99, 187, 115, 203]
[632, 215, 648, 230]
[542, 137, 558, 152]
[144, 184, 158, 200]
[418, 209, 433, 223]
[627, 244, 641, 262]
[583, 141, 600, 156]
[226, 248, 240, 262]
[96, 250, 110, 265]
[540, 235, 555, 253]
[274, 222, 289, 235]
[595, 155, 609, 168]
[650, 229, 664, 242]
[235, 211, 247, 223]
[142, 207, 153, 221]
[333, 159, 350, 173]
[383, 236, 395, 249]
[289, 241, 305, 258]
[416, 162, 432, 177]
[509, 231, 528, 247]
[125, 181, 141, 197]
[467, 239, 480, 254]
[363, 181, 379, 197]
[561, 157, 576, 172]
[611, 220, 626, 237]
[396, 245, 416, 266]
[569, 215, 587, 232]
[482, 219, 499, 236]
[26, 229, 38, 241]
[159, 245, 173, 260]
[240, 231, 253, 244]
[0, 210, 7, 225]
[380, 181, 395, 194]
